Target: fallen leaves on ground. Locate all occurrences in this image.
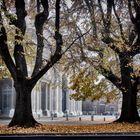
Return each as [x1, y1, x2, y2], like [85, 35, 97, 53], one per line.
[0, 123, 140, 134]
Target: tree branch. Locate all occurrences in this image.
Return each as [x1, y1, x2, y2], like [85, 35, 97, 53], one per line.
[130, 43, 140, 56]
[32, 0, 49, 77]
[113, 1, 128, 43]
[128, 0, 140, 56]
[95, 65, 122, 91]
[30, 0, 62, 86]
[109, 44, 121, 54]
[62, 28, 91, 55]
[106, 0, 113, 29]
[98, 0, 114, 44]
[84, 0, 97, 38]
[128, 0, 136, 24]
[54, 0, 62, 55]
[98, 0, 106, 26]
[13, 0, 28, 79]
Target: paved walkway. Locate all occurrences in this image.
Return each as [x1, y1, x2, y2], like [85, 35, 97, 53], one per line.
[0, 115, 117, 125]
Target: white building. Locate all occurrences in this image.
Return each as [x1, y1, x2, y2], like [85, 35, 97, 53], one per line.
[0, 69, 82, 118]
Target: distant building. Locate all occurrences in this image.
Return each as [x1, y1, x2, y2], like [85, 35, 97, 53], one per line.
[82, 100, 119, 115]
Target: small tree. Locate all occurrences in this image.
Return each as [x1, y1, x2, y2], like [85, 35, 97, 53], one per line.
[70, 69, 118, 102]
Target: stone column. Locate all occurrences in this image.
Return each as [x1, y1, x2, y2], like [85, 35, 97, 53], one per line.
[9, 80, 15, 118]
[58, 85, 63, 116]
[31, 89, 34, 114]
[75, 101, 78, 115]
[67, 76, 76, 116]
[69, 90, 73, 115]
[36, 83, 42, 117]
[77, 101, 82, 115]
[45, 83, 48, 111]
[36, 86, 40, 116]
[53, 85, 59, 116]
[68, 90, 72, 115]
[39, 83, 42, 115]
[65, 88, 69, 114]
[80, 101, 83, 115]
[45, 83, 50, 116]
[11, 80, 15, 109]
[49, 84, 53, 114]
[68, 89, 75, 116]
[73, 100, 76, 116]
[69, 98, 71, 114]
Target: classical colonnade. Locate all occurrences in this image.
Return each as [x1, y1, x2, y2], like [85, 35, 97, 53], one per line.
[31, 71, 82, 117]
[0, 70, 82, 118]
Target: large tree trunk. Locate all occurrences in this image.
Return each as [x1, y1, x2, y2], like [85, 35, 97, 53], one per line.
[9, 81, 38, 127]
[117, 90, 140, 123]
[116, 54, 140, 123]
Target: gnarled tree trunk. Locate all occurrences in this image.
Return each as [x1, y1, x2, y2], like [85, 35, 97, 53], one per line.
[116, 54, 140, 122]
[118, 90, 140, 123]
[9, 81, 38, 127]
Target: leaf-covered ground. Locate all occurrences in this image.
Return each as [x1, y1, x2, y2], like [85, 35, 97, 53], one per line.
[0, 123, 140, 134]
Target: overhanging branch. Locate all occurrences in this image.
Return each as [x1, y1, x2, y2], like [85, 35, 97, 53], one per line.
[30, 0, 62, 86]
[62, 28, 91, 55]
[13, 0, 28, 78]
[113, 2, 128, 44]
[32, 0, 49, 77]
[95, 65, 122, 91]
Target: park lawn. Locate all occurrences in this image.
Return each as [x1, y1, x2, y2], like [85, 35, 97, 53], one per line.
[0, 123, 140, 134]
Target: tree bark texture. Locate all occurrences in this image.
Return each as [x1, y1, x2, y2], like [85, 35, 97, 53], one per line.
[9, 81, 38, 127]
[118, 90, 140, 123]
[32, 0, 49, 77]
[116, 54, 140, 122]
